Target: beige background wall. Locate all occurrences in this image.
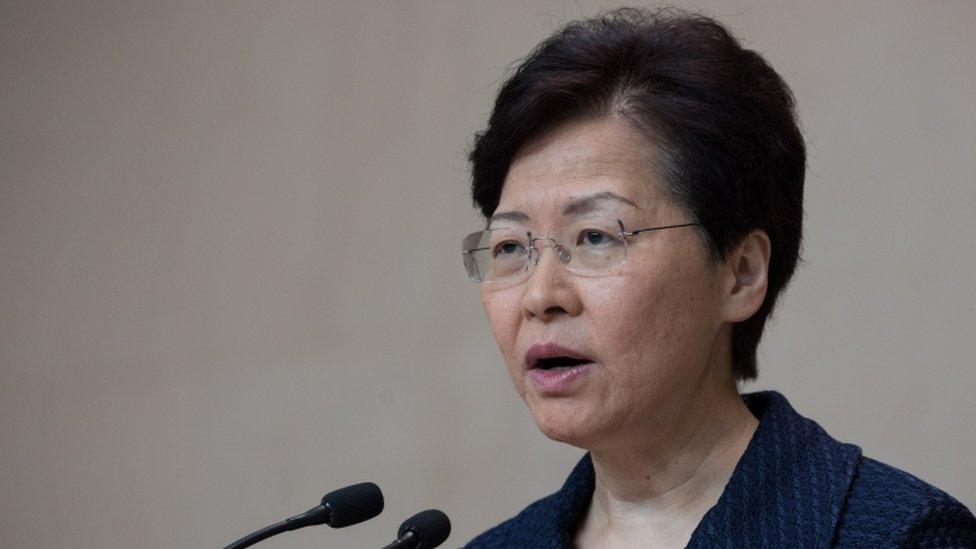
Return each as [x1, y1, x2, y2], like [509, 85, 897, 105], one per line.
[2, 1, 974, 547]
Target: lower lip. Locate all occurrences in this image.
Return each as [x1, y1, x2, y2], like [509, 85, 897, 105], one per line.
[528, 363, 594, 393]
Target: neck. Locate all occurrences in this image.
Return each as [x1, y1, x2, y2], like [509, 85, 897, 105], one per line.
[577, 342, 759, 546]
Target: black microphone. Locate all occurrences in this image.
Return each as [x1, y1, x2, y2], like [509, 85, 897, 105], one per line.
[380, 509, 451, 549]
[224, 482, 384, 549]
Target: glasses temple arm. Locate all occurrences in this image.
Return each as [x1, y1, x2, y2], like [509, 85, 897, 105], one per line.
[624, 222, 701, 237]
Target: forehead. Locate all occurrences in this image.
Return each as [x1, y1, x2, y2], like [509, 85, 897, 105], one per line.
[497, 116, 666, 214]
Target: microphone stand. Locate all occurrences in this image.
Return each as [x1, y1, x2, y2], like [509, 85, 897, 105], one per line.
[224, 505, 329, 549]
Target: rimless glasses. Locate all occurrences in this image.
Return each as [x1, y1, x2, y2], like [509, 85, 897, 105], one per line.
[461, 219, 700, 285]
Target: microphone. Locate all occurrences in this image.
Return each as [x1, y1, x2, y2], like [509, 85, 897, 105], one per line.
[224, 482, 384, 549]
[380, 509, 452, 549]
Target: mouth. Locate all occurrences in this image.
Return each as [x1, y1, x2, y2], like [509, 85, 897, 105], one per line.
[524, 342, 595, 392]
[533, 356, 592, 371]
[525, 343, 595, 371]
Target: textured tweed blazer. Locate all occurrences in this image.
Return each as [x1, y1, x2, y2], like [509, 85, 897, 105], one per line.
[466, 391, 976, 548]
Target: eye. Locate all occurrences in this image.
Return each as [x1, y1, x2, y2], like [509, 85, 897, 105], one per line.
[577, 229, 615, 247]
[492, 240, 527, 257]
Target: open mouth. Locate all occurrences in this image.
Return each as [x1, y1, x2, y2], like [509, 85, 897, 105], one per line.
[533, 356, 592, 371]
[525, 342, 595, 374]
[524, 343, 595, 390]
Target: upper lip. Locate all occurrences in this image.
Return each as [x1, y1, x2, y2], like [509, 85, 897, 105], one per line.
[524, 342, 594, 369]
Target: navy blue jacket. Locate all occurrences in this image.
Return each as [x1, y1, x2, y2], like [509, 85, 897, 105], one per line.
[467, 391, 976, 547]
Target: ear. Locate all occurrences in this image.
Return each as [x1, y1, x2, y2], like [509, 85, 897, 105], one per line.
[720, 230, 771, 323]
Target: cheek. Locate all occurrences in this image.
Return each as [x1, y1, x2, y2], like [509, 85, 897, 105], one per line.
[481, 289, 522, 372]
[585, 267, 712, 370]
[584, 278, 668, 357]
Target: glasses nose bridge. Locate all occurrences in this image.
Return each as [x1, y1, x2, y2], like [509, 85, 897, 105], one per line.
[528, 235, 571, 266]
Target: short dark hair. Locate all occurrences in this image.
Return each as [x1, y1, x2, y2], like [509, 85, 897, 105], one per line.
[468, 7, 805, 380]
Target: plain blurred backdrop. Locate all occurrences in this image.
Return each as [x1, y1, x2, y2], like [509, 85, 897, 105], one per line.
[2, 1, 974, 547]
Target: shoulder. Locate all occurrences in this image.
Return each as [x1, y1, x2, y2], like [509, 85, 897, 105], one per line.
[703, 391, 975, 547]
[836, 455, 976, 547]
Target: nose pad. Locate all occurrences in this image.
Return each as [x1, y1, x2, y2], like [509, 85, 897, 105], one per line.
[556, 245, 571, 263]
[531, 237, 572, 266]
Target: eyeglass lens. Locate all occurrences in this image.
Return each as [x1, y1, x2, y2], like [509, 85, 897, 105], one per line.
[463, 220, 628, 283]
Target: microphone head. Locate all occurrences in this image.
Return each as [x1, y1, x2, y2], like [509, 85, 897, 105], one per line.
[397, 509, 451, 549]
[321, 482, 384, 527]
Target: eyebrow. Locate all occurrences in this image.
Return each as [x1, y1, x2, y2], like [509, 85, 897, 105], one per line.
[489, 191, 640, 225]
[562, 191, 640, 216]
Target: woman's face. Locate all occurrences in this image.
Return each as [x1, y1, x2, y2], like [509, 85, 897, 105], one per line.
[481, 116, 731, 450]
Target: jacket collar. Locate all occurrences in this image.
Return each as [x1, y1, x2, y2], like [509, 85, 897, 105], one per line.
[543, 391, 862, 548]
[687, 391, 862, 547]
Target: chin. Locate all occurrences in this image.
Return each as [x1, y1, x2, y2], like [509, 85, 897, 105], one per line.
[529, 402, 602, 449]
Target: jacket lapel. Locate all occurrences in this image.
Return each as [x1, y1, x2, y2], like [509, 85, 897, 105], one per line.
[545, 453, 596, 547]
[688, 391, 862, 548]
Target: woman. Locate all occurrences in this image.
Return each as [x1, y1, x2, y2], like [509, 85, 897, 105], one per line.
[460, 8, 975, 548]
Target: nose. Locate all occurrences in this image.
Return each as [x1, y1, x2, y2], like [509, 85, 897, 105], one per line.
[519, 241, 583, 322]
